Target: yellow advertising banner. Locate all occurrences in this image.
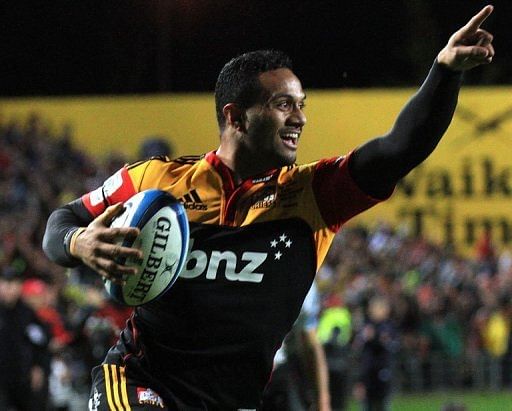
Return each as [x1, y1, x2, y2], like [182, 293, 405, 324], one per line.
[2, 86, 512, 255]
[352, 88, 512, 257]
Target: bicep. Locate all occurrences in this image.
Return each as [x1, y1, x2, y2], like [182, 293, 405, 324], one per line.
[312, 155, 387, 232]
[349, 135, 402, 198]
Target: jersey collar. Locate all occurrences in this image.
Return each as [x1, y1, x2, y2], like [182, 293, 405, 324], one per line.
[205, 150, 280, 192]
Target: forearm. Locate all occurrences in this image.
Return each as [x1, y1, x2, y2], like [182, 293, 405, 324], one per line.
[304, 329, 331, 411]
[387, 61, 462, 170]
[314, 343, 331, 411]
[42, 199, 92, 267]
[350, 61, 462, 197]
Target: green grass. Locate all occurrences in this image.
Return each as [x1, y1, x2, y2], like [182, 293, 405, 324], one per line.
[347, 391, 512, 411]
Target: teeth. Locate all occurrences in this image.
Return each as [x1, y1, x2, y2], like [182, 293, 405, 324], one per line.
[282, 133, 299, 139]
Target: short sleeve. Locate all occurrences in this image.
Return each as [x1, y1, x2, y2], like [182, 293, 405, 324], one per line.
[312, 151, 391, 232]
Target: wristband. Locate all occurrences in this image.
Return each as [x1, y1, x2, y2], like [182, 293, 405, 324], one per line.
[69, 227, 87, 257]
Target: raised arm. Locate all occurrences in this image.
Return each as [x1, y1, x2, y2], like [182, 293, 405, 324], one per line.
[349, 5, 495, 198]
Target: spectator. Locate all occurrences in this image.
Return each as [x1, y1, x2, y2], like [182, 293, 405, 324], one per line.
[318, 294, 352, 410]
[22, 278, 74, 350]
[482, 295, 512, 389]
[139, 136, 174, 159]
[0, 267, 50, 410]
[353, 296, 398, 411]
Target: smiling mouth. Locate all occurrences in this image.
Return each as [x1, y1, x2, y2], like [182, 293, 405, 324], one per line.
[280, 132, 300, 149]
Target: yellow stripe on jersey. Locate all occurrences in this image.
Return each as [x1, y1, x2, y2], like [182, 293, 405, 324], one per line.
[119, 366, 132, 411]
[110, 364, 124, 411]
[103, 364, 119, 411]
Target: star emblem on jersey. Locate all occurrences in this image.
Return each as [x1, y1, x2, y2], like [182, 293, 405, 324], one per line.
[269, 233, 293, 261]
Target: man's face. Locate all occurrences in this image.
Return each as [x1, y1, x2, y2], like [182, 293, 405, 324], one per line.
[242, 68, 307, 168]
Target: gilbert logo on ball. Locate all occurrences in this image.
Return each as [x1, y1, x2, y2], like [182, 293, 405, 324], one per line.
[106, 189, 189, 306]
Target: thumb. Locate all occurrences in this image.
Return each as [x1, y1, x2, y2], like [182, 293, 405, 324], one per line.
[92, 203, 124, 227]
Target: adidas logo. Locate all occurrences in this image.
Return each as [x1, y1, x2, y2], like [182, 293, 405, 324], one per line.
[179, 189, 207, 210]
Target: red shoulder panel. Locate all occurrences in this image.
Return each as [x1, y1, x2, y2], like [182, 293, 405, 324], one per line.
[312, 152, 384, 232]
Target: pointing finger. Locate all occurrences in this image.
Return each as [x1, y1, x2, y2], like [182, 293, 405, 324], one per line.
[462, 5, 493, 34]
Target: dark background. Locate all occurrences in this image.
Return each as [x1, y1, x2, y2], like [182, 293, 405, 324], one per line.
[1, 0, 510, 96]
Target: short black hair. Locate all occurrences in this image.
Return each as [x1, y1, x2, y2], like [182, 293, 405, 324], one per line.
[214, 50, 293, 131]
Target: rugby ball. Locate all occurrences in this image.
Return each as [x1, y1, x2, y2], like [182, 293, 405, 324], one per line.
[105, 189, 189, 306]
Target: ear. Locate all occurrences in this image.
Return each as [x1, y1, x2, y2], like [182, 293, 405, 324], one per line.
[223, 103, 246, 132]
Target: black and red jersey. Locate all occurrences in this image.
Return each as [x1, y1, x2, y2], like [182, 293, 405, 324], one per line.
[81, 150, 385, 409]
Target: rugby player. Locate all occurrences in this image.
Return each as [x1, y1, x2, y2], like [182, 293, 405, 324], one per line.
[43, 6, 494, 410]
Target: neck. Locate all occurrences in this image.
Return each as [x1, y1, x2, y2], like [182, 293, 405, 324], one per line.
[216, 133, 274, 183]
[215, 146, 263, 184]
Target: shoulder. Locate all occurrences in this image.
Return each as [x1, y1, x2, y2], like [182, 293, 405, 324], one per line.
[127, 154, 204, 169]
[291, 155, 348, 173]
[127, 154, 205, 186]
[173, 154, 205, 165]
[277, 156, 348, 183]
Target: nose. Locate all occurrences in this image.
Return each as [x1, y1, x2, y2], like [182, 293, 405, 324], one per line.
[288, 104, 307, 128]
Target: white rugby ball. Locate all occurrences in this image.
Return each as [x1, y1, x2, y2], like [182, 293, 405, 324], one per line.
[105, 189, 189, 306]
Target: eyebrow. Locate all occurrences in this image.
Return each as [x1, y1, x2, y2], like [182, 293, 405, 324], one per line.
[267, 92, 307, 102]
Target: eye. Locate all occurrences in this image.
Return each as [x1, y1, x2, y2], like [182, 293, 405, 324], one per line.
[272, 98, 306, 111]
[276, 101, 291, 110]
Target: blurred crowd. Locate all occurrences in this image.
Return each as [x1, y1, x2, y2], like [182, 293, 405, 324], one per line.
[1, 113, 512, 410]
[0, 113, 133, 410]
[316, 220, 512, 409]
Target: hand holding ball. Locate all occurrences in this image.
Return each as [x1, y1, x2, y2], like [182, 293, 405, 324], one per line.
[105, 190, 189, 306]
